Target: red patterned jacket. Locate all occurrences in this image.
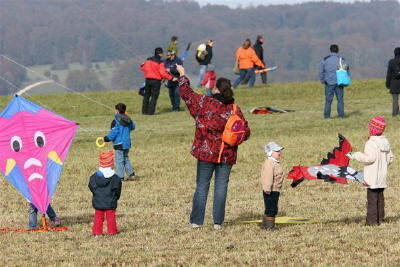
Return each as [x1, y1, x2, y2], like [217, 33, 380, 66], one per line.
[179, 75, 250, 165]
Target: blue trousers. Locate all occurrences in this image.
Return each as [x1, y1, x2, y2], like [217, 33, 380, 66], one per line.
[195, 65, 207, 88]
[28, 203, 57, 229]
[233, 68, 255, 88]
[168, 86, 181, 111]
[324, 84, 344, 118]
[115, 149, 135, 179]
[190, 160, 232, 225]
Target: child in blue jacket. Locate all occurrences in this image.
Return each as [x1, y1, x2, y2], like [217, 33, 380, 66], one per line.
[104, 103, 136, 181]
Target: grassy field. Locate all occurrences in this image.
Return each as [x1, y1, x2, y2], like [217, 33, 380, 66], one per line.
[0, 78, 399, 265]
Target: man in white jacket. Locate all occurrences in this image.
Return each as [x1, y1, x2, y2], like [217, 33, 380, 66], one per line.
[348, 116, 394, 225]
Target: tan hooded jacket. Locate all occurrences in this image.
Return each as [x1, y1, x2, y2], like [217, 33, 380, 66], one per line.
[260, 158, 284, 192]
[351, 136, 394, 189]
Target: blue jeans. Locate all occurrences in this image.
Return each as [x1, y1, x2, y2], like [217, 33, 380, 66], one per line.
[324, 84, 344, 118]
[168, 86, 181, 111]
[195, 65, 207, 88]
[233, 68, 256, 88]
[115, 149, 135, 179]
[190, 160, 233, 225]
[28, 203, 57, 229]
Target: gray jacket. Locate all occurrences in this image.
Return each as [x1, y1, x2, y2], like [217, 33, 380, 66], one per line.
[319, 53, 349, 85]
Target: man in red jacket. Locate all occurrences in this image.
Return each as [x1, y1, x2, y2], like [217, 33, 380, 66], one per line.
[140, 47, 176, 115]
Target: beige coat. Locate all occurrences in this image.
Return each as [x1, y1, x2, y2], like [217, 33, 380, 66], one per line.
[351, 136, 394, 189]
[260, 158, 284, 192]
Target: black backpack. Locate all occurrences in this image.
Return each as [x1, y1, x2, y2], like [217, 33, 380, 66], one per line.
[394, 62, 400, 79]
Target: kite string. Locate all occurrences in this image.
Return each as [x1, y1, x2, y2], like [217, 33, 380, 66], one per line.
[0, 54, 114, 112]
[0, 73, 20, 94]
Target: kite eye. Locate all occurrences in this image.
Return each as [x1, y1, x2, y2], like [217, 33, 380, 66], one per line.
[10, 136, 22, 152]
[34, 131, 46, 148]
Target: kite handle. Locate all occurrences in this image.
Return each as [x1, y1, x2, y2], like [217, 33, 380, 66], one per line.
[96, 137, 106, 148]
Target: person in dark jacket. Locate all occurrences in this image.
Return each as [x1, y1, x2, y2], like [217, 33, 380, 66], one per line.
[385, 47, 400, 117]
[253, 35, 267, 84]
[164, 50, 183, 111]
[195, 40, 213, 88]
[177, 65, 251, 230]
[104, 103, 136, 181]
[140, 47, 177, 115]
[89, 151, 122, 235]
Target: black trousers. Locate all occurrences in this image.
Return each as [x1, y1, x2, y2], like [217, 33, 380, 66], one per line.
[263, 191, 280, 217]
[366, 188, 385, 225]
[142, 79, 161, 115]
[392, 94, 399, 117]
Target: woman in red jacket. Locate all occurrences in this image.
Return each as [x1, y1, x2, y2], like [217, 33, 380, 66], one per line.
[177, 65, 250, 230]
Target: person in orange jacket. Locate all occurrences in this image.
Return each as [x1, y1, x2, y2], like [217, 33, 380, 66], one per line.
[140, 47, 177, 115]
[233, 39, 264, 88]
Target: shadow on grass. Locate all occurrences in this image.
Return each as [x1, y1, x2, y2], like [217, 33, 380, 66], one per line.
[63, 213, 125, 226]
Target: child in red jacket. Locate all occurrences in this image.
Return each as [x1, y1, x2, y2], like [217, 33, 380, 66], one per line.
[200, 64, 216, 96]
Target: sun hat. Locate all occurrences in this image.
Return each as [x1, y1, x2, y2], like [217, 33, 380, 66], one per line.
[265, 141, 284, 157]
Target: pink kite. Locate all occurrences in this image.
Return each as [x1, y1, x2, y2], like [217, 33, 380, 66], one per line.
[0, 95, 78, 213]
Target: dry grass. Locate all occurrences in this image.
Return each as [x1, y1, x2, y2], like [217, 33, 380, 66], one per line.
[0, 79, 399, 265]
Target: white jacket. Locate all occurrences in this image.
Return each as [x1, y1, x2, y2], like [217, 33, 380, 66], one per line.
[351, 136, 394, 189]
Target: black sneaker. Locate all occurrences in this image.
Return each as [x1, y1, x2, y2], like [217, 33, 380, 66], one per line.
[126, 173, 137, 181]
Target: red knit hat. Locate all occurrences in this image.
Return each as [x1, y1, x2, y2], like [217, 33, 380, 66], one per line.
[369, 116, 386, 136]
[99, 151, 114, 168]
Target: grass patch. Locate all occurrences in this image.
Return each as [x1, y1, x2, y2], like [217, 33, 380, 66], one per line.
[0, 78, 399, 265]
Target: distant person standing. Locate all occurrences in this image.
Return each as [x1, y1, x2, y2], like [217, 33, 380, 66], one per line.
[319, 44, 349, 119]
[167, 36, 179, 56]
[253, 35, 267, 84]
[385, 47, 400, 117]
[233, 38, 264, 88]
[195, 40, 213, 88]
[164, 50, 183, 111]
[140, 47, 176, 115]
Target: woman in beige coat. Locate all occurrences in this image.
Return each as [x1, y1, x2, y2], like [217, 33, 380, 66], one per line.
[348, 116, 394, 225]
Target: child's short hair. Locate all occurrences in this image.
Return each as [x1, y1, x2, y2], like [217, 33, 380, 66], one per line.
[115, 103, 126, 114]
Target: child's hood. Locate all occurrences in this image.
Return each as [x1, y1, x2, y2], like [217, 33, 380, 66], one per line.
[369, 136, 391, 152]
[115, 113, 132, 126]
[94, 171, 113, 187]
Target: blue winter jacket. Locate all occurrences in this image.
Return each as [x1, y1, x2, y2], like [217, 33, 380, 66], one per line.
[319, 53, 349, 85]
[105, 113, 135, 150]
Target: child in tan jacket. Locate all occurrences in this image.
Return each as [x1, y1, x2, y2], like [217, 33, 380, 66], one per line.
[348, 116, 394, 225]
[260, 141, 284, 231]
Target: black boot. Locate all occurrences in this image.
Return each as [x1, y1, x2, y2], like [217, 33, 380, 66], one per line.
[263, 216, 279, 231]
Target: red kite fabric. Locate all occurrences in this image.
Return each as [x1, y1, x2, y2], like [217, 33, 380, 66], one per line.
[288, 134, 365, 187]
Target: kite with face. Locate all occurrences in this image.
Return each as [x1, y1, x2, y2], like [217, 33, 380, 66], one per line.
[288, 134, 365, 187]
[0, 95, 78, 213]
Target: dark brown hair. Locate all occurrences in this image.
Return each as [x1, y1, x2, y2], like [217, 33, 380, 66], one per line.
[216, 78, 233, 100]
[242, 38, 251, 49]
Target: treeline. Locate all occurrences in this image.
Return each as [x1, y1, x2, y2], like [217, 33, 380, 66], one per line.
[0, 0, 399, 94]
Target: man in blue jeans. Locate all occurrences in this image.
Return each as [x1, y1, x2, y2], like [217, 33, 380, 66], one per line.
[319, 44, 349, 118]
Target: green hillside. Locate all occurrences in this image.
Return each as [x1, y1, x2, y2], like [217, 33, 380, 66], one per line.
[0, 79, 399, 265]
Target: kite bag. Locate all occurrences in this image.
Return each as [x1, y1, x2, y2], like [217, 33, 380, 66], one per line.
[336, 57, 351, 87]
[218, 104, 246, 162]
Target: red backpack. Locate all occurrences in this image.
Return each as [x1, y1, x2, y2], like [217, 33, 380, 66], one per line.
[218, 104, 247, 163]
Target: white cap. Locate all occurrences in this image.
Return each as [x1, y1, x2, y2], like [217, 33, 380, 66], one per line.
[265, 141, 284, 157]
